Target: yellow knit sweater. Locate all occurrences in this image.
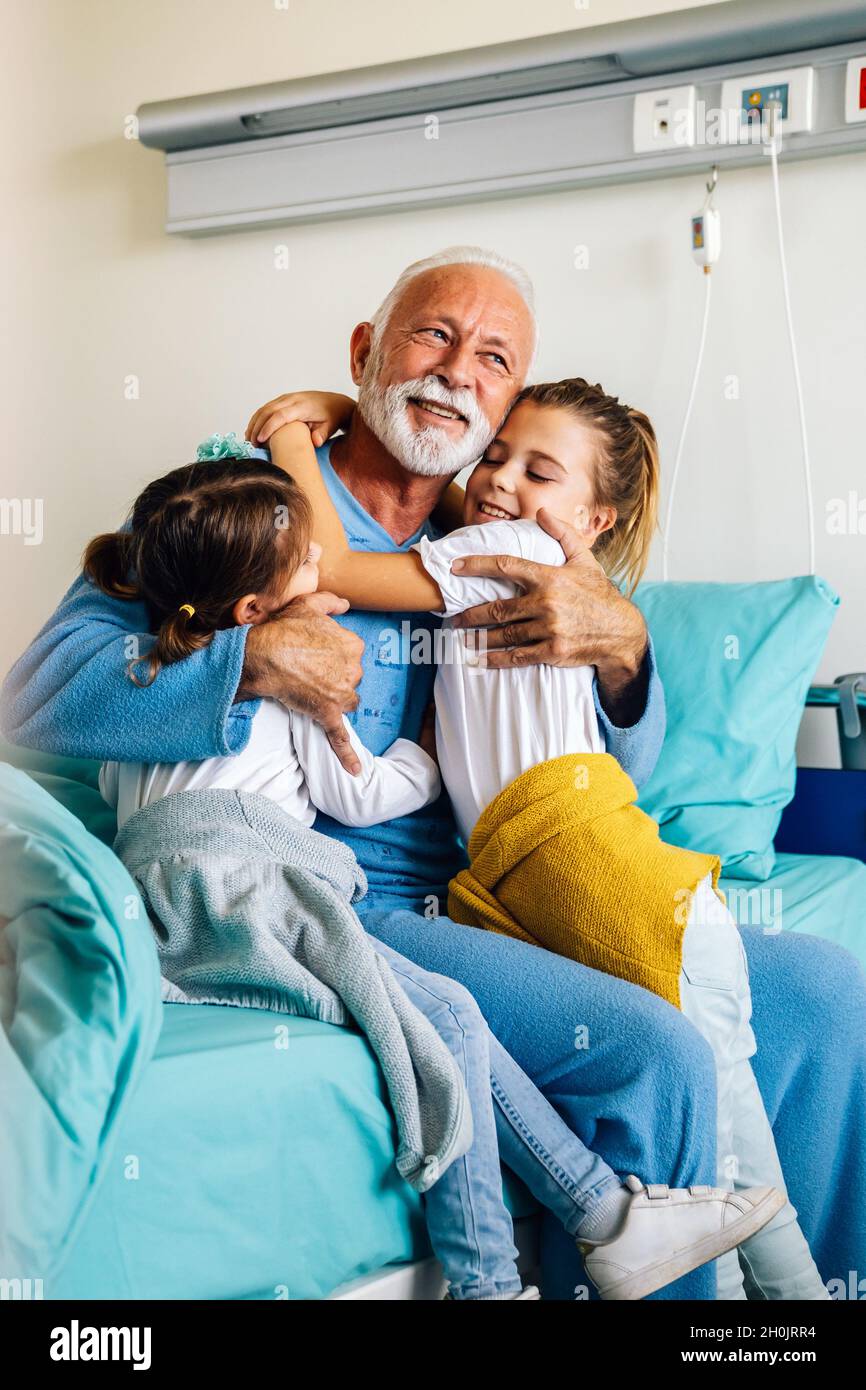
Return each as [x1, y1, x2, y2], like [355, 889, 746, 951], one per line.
[447, 753, 721, 1009]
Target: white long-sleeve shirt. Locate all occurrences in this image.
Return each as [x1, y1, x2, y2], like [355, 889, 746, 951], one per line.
[410, 517, 603, 846]
[100, 698, 440, 831]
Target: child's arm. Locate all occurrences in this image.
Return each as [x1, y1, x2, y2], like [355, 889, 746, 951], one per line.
[269, 421, 444, 612]
[269, 419, 350, 564]
[289, 709, 440, 827]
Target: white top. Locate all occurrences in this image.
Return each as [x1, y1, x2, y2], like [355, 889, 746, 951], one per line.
[100, 698, 441, 831]
[411, 517, 603, 845]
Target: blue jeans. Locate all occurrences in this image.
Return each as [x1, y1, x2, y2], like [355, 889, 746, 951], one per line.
[373, 939, 625, 1299]
[364, 904, 721, 1300]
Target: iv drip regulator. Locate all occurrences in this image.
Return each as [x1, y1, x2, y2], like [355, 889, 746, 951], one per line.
[691, 166, 720, 272]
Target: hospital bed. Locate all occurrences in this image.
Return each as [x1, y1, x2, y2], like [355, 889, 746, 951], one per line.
[2, 740, 861, 1301]
[1, 585, 863, 1301]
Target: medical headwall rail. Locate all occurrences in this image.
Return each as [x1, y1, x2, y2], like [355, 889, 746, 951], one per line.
[137, 0, 866, 234]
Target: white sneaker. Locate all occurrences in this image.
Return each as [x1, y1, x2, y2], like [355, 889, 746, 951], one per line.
[579, 1176, 786, 1301]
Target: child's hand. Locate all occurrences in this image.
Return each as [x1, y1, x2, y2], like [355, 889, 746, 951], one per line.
[417, 701, 438, 766]
[246, 392, 356, 447]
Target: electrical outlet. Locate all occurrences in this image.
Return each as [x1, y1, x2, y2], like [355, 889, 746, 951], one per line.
[633, 85, 696, 153]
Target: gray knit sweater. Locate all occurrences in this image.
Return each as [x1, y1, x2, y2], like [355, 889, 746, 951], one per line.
[114, 788, 471, 1192]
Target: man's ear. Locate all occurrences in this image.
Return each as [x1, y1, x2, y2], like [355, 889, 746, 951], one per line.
[349, 322, 374, 387]
[233, 594, 268, 627]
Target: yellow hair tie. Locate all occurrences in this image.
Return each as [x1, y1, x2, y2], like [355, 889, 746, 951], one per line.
[178, 604, 195, 618]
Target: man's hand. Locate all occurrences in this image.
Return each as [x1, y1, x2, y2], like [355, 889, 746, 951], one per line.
[238, 591, 365, 774]
[245, 391, 356, 448]
[449, 507, 650, 726]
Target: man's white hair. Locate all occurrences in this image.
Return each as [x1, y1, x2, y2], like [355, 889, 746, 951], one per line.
[370, 245, 539, 366]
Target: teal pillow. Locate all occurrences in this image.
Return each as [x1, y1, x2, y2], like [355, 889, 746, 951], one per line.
[635, 576, 839, 880]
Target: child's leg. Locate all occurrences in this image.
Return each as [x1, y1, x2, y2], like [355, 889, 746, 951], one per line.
[681, 877, 828, 1300]
[374, 939, 629, 1259]
[372, 939, 523, 1300]
[374, 937, 777, 1302]
[486, 1032, 633, 1240]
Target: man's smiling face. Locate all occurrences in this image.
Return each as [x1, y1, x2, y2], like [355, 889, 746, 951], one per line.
[353, 262, 536, 478]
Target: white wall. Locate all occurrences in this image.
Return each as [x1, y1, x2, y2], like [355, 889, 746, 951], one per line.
[3, 0, 863, 764]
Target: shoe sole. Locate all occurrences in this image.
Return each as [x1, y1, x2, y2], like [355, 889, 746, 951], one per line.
[594, 1189, 787, 1301]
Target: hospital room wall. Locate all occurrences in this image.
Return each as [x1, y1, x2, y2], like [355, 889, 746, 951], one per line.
[3, 0, 862, 766]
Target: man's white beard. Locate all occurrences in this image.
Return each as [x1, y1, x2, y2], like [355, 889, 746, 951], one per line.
[357, 361, 494, 478]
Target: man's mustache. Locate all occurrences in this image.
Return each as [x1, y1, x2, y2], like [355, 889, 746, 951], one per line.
[384, 375, 486, 431]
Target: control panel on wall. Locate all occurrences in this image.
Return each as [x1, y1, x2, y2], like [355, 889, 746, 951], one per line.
[719, 66, 815, 136]
[633, 57, 866, 155]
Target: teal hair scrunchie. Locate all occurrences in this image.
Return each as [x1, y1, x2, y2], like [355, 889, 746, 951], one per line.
[196, 431, 255, 462]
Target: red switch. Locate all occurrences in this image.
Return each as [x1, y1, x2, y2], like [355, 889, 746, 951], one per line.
[845, 59, 866, 123]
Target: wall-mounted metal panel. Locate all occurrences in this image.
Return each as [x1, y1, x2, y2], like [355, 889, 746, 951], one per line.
[138, 0, 866, 151]
[158, 41, 866, 236]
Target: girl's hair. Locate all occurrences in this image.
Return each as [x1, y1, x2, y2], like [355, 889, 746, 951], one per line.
[83, 457, 313, 685]
[514, 378, 659, 595]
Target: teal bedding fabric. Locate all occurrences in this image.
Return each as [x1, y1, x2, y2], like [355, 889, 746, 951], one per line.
[51, 1006, 427, 1300]
[50, 1005, 540, 1299]
[0, 738, 116, 846]
[722, 852, 866, 968]
[0, 762, 162, 1285]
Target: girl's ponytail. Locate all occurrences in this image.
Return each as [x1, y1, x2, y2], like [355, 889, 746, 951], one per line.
[132, 605, 214, 688]
[82, 531, 138, 600]
[596, 405, 659, 597]
[82, 530, 214, 685]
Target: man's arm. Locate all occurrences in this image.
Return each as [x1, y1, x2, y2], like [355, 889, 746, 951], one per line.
[1, 571, 254, 762]
[593, 638, 665, 791]
[1, 570, 364, 768]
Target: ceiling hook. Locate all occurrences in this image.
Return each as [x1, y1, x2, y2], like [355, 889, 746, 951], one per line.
[706, 164, 719, 196]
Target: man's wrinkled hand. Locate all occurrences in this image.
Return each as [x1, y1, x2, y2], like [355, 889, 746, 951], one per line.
[239, 591, 365, 774]
[448, 507, 648, 722]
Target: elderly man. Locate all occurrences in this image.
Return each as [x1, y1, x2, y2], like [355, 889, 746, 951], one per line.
[3, 247, 861, 1300]
[242, 248, 652, 776]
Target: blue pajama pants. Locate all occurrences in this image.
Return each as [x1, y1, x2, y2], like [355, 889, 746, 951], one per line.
[362, 900, 866, 1300]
